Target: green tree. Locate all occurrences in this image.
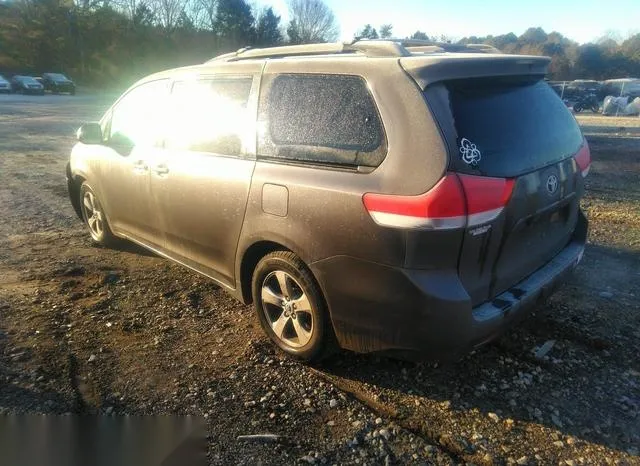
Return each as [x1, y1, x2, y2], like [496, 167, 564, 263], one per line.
[255, 7, 282, 46]
[133, 3, 155, 28]
[379, 23, 392, 39]
[621, 33, 640, 62]
[355, 24, 378, 40]
[215, 0, 255, 49]
[520, 27, 547, 44]
[410, 31, 429, 41]
[487, 32, 517, 51]
[574, 44, 607, 79]
[286, 19, 301, 44]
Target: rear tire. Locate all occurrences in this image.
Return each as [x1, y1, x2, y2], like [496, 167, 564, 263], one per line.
[591, 104, 600, 113]
[252, 251, 336, 362]
[79, 182, 117, 247]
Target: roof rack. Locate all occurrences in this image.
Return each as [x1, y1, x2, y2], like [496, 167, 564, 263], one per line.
[207, 39, 501, 63]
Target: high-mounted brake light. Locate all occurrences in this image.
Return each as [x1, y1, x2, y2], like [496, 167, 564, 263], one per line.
[574, 140, 591, 178]
[363, 173, 514, 230]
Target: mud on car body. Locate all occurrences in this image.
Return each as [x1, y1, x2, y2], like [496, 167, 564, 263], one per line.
[67, 40, 589, 361]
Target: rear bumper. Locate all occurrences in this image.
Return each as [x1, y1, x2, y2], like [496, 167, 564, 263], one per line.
[50, 84, 75, 93]
[310, 211, 588, 359]
[21, 88, 44, 95]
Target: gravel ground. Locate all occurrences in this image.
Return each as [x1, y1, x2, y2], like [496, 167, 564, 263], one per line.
[1, 94, 639, 465]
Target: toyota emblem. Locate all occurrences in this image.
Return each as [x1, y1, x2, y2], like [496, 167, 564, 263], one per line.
[546, 174, 559, 195]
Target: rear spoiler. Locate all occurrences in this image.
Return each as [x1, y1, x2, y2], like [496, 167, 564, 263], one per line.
[400, 55, 551, 89]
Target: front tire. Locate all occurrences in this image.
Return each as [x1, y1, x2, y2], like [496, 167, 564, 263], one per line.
[79, 182, 117, 246]
[252, 251, 335, 362]
[573, 103, 583, 113]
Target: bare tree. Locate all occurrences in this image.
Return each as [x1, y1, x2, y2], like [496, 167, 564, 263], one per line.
[410, 30, 429, 41]
[436, 33, 454, 44]
[598, 29, 624, 45]
[189, 0, 217, 31]
[115, 0, 136, 19]
[151, 0, 185, 31]
[286, 0, 339, 44]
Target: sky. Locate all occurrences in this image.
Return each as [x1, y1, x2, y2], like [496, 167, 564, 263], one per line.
[257, 0, 640, 45]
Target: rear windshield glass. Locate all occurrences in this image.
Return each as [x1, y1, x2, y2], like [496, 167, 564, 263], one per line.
[16, 76, 38, 84]
[443, 78, 583, 177]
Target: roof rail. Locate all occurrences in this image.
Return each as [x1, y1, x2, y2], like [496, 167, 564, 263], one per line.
[206, 39, 500, 63]
[402, 40, 502, 54]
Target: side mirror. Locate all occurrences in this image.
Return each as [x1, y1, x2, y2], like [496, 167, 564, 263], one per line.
[77, 123, 102, 144]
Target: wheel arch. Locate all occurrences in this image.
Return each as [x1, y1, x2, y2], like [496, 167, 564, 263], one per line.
[240, 242, 339, 359]
[66, 163, 85, 221]
[238, 240, 292, 304]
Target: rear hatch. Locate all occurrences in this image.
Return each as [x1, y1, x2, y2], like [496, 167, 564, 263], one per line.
[427, 76, 588, 305]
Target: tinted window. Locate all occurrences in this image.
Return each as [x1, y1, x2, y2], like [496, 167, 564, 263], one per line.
[110, 79, 169, 150]
[166, 77, 253, 156]
[259, 74, 386, 168]
[442, 78, 583, 177]
[16, 76, 38, 84]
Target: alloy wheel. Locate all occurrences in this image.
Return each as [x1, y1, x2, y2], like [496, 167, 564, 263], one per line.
[261, 271, 314, 348]
[82, 190, 104, 238]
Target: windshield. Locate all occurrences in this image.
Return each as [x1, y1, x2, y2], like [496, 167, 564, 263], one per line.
[0, 75, 8, 82]
[16, 76, 39, 84]
[440, 77, 583, 177]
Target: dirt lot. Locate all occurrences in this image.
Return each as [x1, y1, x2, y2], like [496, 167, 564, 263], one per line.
[0, 95, 639, 465]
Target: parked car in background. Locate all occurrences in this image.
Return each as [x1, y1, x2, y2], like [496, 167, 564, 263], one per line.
[568, 79, 601, 92]
[601, 78, 640, 99]
[67, 40, 589, 362]
[42, 72, 76, 94]
[561, 80, 602, 101]
[11, 75, 45, 95]
[0, 74, 11, 93]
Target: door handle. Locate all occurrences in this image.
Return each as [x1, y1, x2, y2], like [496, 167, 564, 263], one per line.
[132, 160, 148, 173]
[153, 164, 169, 176]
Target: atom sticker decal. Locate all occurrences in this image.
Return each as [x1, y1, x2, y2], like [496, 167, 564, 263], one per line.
[459, 138, 482, 166]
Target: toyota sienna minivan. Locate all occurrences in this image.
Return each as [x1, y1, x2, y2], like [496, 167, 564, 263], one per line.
[66, 40, 590, 361]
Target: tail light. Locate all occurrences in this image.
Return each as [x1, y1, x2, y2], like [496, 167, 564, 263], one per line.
[363, 173, 514, 230]
[574, 140, 591, 178]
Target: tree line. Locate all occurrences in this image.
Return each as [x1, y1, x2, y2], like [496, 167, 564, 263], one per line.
[456, 27, 640, 81]
[1, 0, 638, 87]
[0, 0, 340, 86]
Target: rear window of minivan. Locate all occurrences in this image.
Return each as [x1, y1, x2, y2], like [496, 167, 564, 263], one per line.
[434, 77, 583, 177]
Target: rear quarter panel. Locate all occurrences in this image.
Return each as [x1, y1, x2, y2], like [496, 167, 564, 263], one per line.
[235, 57, 449, 297]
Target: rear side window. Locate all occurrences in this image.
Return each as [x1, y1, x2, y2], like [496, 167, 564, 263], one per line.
[258, 74, 386, 168]
[167, 77, 253, 156]
[434, 78, 583, 177]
